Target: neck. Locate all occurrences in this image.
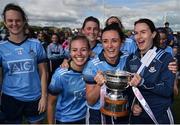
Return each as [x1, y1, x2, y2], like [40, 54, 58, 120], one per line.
[70, 61, 83, 72]
[140, 45, 153, 56]
[9, 33, 26, 43]
[104, 53, 118, 65]
[90, 40, 97, 49]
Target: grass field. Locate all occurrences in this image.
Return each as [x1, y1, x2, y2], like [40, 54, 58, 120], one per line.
[173, 79, 180, 124]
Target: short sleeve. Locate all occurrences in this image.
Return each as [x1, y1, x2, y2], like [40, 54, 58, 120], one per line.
[48, 70, 63, 95]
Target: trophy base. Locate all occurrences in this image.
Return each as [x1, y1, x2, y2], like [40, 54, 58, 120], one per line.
[100, 96, 128, 117]
[100, 107, 128, 117]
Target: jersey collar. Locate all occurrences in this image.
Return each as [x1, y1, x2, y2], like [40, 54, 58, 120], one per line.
[98, 50, 123, 67]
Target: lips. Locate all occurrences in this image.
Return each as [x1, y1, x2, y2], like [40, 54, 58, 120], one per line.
[137, 40, 145, 47]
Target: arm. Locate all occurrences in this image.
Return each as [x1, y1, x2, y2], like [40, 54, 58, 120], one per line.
[47, 45, 64, 60]
[38, 62, 48, 113]
[47, 94, 58, 124]
[140, 55, 176, 97]
[86, 84, 101, 106]
[86, 71, 106, 106]
[47, 45, 58, 60]
[173, 75, 179, 96]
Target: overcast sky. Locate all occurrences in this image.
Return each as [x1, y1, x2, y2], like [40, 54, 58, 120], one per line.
[0, 0, 180, 31]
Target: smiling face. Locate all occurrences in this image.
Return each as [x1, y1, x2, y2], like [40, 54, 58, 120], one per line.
[51, 34, 59, 43]
[82, 21, 99, 48]
[70, 39, 90, 70]
[4, 10, 25, 36]
[159, 32, 167, 44]
[101, 30, 121, 64]
[134, 23, 156, 54]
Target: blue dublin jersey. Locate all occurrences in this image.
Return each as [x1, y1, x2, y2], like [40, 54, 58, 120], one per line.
[0, 38, 47, 101]
[91, 41, 103, 56]
[48, 67, 86, 122]
[120, 38, 137, 55]
[83, 50, 129, 110]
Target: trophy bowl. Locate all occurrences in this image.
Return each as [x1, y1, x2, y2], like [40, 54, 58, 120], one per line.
[105, 70, 131, 91]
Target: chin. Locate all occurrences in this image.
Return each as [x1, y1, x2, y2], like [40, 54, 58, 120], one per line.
[76, 62, 86, 66]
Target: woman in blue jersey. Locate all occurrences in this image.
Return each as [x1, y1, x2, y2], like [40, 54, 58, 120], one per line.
[126, 18, 175, 124]
[83, 23, 130, 124]
[47, 35, 90, 124]
[0, 3, 47, 123]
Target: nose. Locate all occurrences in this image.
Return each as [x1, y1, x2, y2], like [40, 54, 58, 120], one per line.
[135, 33, 141, 40]
[12, 20, 18, 26]
[107, 41, 113, 48]
[77, 50, 82, 56]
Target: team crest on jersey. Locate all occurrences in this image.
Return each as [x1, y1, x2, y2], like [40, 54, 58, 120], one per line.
[74, 89, 85, 100]
[29, 49, 36, 58]
[15, 48, 23, 55]
[149, 66, 156, 73]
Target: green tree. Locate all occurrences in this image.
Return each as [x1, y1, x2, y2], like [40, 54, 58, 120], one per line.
[0, 21, 5, 29]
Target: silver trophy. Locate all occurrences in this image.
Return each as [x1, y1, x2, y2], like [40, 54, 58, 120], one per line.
[100, 70, 131, 117]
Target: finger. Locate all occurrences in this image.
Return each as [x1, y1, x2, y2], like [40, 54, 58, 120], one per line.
[128, 81, 132, 86]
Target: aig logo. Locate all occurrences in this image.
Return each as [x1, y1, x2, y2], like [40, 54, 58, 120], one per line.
[7, 59, 34, 74]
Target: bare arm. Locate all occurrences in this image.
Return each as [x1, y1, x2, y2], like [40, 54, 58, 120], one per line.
[38, 62, 48, 113]
[47, 94, 58, 124]
[86, 84, 101, 106]
[86, 71, 106, 106]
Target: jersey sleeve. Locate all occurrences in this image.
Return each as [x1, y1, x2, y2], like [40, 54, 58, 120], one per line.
[48, 69, 63, 95]
[82, 60, 97, 84]
[36, 40, 47, 64]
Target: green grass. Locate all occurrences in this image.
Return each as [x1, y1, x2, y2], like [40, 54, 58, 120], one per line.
[173, 79, 180, 124]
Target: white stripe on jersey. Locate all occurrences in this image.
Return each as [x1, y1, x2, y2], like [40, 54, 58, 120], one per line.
[0, 40, 8, 44]
[92, 58, 103, 66]
[155, 50, 165, 60]
[57, 68, 69, 75]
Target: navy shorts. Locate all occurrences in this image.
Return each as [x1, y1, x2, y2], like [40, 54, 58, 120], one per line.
[1, 93, 45, 124]
[88, 108, 102, 124]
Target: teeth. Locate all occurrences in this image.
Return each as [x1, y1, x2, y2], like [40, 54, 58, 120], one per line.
[108, 50, 114, 52]
[76, 58, 84, 61]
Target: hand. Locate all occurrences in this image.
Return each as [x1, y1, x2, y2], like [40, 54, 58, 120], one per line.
[60, 59, 69, 68]
[132, 104, 142, 116]
[129, 74, 141, 87]
[168, 60, 178, 74]
[94, 71, 106, 87]
[38, 96, 47, 114]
